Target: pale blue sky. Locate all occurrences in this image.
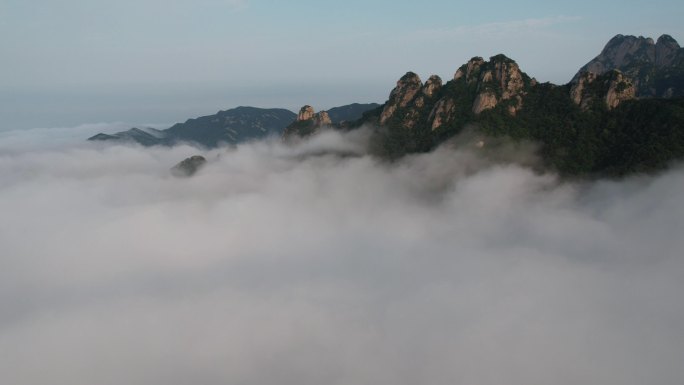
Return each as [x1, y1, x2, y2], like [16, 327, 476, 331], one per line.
[1, 0, 683, 129]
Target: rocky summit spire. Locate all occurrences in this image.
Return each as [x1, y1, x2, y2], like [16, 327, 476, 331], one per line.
[297, 105, 316, 121]
[295, 105, 332, 126]
[283, 105, 332, 139]
[379, 72, 423, 125]
[454, 57, 485, 83]
[422, 75, 443, 98]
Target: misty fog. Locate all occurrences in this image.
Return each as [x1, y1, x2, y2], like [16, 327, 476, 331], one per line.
[1, 125, 683, 385]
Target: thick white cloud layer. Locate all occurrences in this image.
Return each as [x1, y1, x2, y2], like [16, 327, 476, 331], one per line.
[1, 126, 683, 385]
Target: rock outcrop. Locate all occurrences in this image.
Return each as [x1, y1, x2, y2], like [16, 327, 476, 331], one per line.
[283, 105, 334, 139]
[428, 98, 456, 130]
[605, 72, 637, 109]
[472, 91, 499, 114]
[454, 57, 485, 83]
[294, 105, 332, 126]
[570, 72, 598, 109]
[171, 155, 207, 177]
[297, 105, 316, 121]
[422, 75, 443, 97]
[379, 72, 424, 125]
[314, 110, 333, 126]
[572, 34, 684, 98]
[467, 55, 527, 115]
[571, 70, 636, 110]
[377, 72, 445, 129]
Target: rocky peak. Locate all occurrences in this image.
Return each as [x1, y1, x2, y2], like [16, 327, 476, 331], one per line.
[655, 34, 681, 67]
[373, 54, 534, 132]
[379, 72, 424, 125]
[486, 55, 525, 99]
[376, 72, 447, 129]
[393, 72, 423, 102]
[570, 70, 635, 111]
[454, 57, 485, 83]
[572, 35, 656, 81]
[297, 105, 316, 121]
[422, 75, 443, 97]
[657, 34, 679, 45]
[295, 105, 331, 126]
[283, 105, 332, 139]
[572, 34, 684, 97]
[314, 110, 332, 126]
[469, 55, 528, 115]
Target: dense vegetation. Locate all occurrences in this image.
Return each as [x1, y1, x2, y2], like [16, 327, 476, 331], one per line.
[481, 86, 684, 176]
[363, 80, 684, 177]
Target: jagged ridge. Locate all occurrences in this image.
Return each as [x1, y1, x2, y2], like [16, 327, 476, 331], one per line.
[344, 34, 684, 175]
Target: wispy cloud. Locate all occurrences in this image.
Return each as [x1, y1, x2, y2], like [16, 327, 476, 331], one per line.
[417, 15, 583, 39]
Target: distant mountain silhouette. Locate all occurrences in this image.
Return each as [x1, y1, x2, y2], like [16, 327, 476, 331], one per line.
[89, 106, 296, 148]
[89, 103, 380, 148]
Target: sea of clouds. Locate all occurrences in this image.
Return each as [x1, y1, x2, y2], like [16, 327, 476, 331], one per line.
[1, 124, 683, 385]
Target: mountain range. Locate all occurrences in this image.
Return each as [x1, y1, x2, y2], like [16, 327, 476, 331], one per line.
[88, 104, 379, 148]
[90, 34, 684, 176]
[327, 33, 683, 176]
